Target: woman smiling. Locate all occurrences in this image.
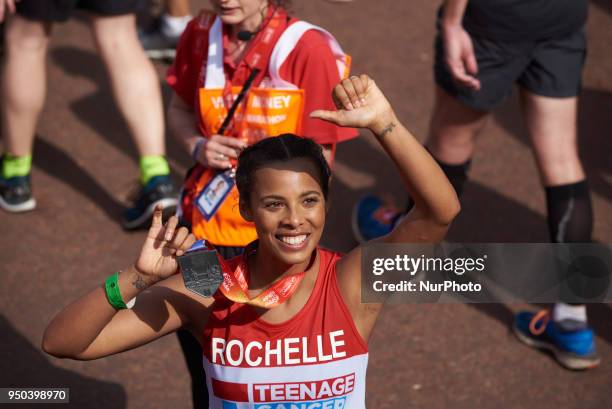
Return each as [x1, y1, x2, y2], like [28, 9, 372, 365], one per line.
[168, 1, 356, 403]
[43, 75, 459, 408]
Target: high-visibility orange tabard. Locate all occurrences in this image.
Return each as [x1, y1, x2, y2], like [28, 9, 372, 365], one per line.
[186, 12, 351, 247]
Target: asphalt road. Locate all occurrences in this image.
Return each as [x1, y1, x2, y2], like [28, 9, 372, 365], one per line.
[1, 1, 611, 408]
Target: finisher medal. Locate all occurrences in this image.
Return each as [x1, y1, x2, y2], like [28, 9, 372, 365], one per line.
[178, 240, 224, 298]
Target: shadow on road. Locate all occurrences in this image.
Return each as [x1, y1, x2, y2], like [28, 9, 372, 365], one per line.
[576, 88, 612, 201]
[33, 137, 124, 220]
[50, 46, 191, 179]
[447, 182, 548, 243]
[0, 315, 126, 408]
[587, 303, 612, 346]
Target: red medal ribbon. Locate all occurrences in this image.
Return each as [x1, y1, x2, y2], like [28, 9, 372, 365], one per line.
[217, 242, 311, 309]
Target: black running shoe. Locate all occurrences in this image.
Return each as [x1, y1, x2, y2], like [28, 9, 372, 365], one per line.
[139, 21, 180, 61]
[0, 172, 36, 213]
[122, 175, 178, 230]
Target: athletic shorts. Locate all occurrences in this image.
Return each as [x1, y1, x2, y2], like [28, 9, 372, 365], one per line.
[16, 0, 145, 23]
[434, 28, 587, 111]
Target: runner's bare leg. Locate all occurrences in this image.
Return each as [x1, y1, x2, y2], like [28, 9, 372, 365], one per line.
[90, 13, 165, 157]
[426, 87, 489, 164]
[1, 15, 52, 156]
[520, 91, 584, 186]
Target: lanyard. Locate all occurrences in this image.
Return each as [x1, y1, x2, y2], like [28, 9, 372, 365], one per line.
[217, 67, 260, 135]
[215, 9, 288, 137]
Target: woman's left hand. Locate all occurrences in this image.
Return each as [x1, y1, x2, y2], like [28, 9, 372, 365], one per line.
[310, 74, 395, 135]
[0, 0, 19, 23]
[134, 206, 197, 285]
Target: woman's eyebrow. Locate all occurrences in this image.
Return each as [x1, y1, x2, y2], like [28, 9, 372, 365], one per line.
[301, 191, 322, 197]
[259, 191, 321, 201]
[260, 195, 286, 201]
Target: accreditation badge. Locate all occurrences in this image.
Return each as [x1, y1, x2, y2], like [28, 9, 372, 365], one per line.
[195, 169, 235, 221]
[178, 240, 224, 298]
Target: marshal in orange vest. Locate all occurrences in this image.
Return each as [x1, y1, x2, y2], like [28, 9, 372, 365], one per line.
[180, 11, 351, 247]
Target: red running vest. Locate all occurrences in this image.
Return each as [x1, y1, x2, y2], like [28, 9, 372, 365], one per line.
[202, 248, 369, 408]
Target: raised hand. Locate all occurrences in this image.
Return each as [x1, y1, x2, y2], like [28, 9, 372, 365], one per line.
[310, 74, 395, 135]
[0, 0, 19, 23]
[134, 206, 196, 284]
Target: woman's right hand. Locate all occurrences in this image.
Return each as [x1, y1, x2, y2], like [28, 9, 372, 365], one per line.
[134, 207, 197, 285]
[193, 134, 248, 169]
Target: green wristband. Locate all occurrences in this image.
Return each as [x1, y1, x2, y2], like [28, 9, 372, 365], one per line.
[105, 272, 128, 310]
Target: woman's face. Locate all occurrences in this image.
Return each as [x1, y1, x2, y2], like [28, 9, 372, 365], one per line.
[210, 0, 269, 29]
[242, 158, 326, 266]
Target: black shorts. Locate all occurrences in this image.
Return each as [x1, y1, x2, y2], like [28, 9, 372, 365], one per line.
[16, 0, 145, 23]
[434, 28, 587, 112]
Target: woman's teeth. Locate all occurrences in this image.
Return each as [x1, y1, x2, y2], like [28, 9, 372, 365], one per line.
[279, 235, 307, 245]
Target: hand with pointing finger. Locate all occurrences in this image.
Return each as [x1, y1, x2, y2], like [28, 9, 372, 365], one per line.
[310, 74, 396, 136]
[134, 206, 197, 284]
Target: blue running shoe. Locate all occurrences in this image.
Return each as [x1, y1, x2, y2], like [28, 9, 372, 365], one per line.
[122, 175, 178, 230]
[351, 195, 401, 242]
[513, 310, 600, 370]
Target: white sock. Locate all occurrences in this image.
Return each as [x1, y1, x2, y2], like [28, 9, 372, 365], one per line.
[161, 13, 192, 38]
[553, 303, 587, 324]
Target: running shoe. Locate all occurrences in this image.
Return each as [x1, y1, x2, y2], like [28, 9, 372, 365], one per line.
[122, 175, 178, 230]
[139, 23, 180, 61]
[351, 195, 401, 242]
[513, 310, 600, 370]
[0, 158, 36, 213]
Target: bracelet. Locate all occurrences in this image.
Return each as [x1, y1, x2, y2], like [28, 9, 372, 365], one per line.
[191, 137, 206, 162]
[105, 272, 133, 310]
